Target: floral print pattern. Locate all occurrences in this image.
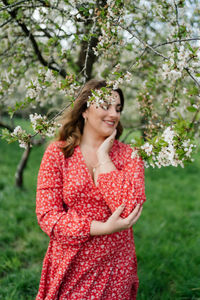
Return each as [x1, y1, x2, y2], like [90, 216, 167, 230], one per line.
[36, 139, 146, 299]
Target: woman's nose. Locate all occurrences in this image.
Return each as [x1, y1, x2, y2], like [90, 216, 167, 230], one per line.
[108, 106, 118, 117]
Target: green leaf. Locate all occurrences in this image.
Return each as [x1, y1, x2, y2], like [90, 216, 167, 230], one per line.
[187, 106, 197, 112]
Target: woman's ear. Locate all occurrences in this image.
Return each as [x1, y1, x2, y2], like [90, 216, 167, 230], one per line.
[82, 110, 88, 120]
[82, 112, 86, 120]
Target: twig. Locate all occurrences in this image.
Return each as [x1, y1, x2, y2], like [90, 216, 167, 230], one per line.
[118, 24, 169, 60]
[173, 0, 181, 45]
[185, 67, 200, 89]
[165, 81, 178, 118]
[0, 0, 28, 11]
[2, 0, 67, 78]
[154, 37, 200, 49]
[0, 17, 12, 27]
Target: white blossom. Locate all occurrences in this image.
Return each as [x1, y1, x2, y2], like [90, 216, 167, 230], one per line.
[26, 88, 37, 99]
[12, 126, 24, 136]
[45, 69, 55, 82]
[131, 148, 139, 159]
[162, 126, 176, 144]
[141, 142, 153, 156]
[19, 141, 28, 149]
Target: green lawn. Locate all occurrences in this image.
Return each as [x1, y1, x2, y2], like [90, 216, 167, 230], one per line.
[0, 128, 200, 299]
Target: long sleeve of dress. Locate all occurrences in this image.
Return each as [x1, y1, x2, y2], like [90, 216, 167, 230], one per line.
[97, 144, 146, 219]
[36, 142, 93, 246]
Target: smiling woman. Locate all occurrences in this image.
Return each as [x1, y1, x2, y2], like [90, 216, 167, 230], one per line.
[56, 80, 124, 158]
[35, 79, 146, 300]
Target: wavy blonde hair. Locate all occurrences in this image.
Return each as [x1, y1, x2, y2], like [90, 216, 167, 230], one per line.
[56, 79, 124, 158]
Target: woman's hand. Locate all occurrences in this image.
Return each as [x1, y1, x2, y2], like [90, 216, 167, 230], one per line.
[90, 204, 143, 236]
[104, 204, 143, 234]
[97, 129, 117, 161]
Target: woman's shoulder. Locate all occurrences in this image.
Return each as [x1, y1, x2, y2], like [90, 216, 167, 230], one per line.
[43, 140, 66, 159]
[114, 139, 134, 156]
[114, 140, 142, 163]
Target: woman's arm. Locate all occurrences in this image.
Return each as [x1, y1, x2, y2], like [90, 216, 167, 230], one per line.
[90, 203, 143, 235]
[93, 131, 146, 219]
[36, 142, 93, 245]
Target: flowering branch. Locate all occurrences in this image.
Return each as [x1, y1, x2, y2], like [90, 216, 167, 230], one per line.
[0, 0, 29, 11]
[154, 37, 200, 48]
[2, 0, 67, 78]
[117, 24, 169, 60]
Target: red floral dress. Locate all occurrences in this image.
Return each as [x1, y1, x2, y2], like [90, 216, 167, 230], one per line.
[36, 139, 146, 300]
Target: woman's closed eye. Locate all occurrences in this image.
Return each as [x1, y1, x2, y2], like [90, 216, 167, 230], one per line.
[100, 102, 122, 113]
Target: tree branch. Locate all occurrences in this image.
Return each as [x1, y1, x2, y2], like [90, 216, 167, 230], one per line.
[0, 0, 29, 11]
[117, 24, 169, 60]
[185, 67, 200, 89]
[2, 0, 67, 78]
[0, 17, 12, 28]
[173, 0, 181, 45]
[154, 37, 200, 49]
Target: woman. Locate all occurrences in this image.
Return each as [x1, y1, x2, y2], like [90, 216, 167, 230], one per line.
[36, 79, 146, 300]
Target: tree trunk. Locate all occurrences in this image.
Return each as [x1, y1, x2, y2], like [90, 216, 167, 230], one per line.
[15, 143, 32, 188]
[77, 37, 98, 80]
[15, 138, 45, 188]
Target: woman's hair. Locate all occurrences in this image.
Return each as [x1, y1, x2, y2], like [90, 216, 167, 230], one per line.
[56, 79, 125, 158]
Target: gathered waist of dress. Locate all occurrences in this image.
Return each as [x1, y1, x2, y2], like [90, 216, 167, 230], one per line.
[76, 228, 135, 262]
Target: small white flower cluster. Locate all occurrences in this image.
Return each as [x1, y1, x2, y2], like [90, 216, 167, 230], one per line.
[26, 79, 42, 101]
[26, 69, 57, 103]
[162, 64, 182, 82]
[87, 89, 112, 108]
[92, 1, 124, 57]
[107, 68, 132, 89]
[162, 45, 191, 82]
[133, 126, 196, 168]
[182, 139, 196, 158]
[141, 142, 153, 156]
[45, 69, 56, 84]
[86, 67, 132, 108]
[29, 113, 60, 137]
[11, 126, 29, 149]
[64, 82, 80, 97]
[192, 104, 199, 110]
[0, 70, 16, 97]
[177, 45, 191, 70]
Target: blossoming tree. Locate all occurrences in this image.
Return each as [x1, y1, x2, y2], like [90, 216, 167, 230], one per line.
[0, 0, 200, 186]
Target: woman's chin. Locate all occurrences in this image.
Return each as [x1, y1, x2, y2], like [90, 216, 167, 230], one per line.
[101, 129, 116, 138]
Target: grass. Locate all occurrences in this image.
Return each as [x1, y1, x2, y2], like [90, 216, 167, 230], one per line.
[0, 124, 200, 299]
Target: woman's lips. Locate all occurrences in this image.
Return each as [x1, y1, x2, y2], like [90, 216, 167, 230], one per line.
[103, 120, 115, 126]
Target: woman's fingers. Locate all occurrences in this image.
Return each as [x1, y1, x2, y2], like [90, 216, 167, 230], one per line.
[108, 129, 117, 142]
[125, 204, 142, 224]
[97, 129, 117, 157]
[130, 206, 143, 225]
[112, 204, 125, 218]
[106, 203, 143, 234]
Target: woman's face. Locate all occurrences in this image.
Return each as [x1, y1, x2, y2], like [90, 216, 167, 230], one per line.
[82, 91, 122, 138]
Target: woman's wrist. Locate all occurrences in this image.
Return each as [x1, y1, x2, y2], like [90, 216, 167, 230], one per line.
[96, 153, 110, 163]
[90, 220, 108, 236]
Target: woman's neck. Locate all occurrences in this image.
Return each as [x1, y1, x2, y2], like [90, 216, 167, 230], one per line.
[80, 130, 105, 151]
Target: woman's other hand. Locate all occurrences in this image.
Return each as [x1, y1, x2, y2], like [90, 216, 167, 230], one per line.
[97, 129, 117, 161]
[90, 204, 143, 236]
[104, 204, 143, 234]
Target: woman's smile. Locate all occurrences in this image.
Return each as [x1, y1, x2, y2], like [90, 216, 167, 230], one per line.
[103, 120, 116, 127]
